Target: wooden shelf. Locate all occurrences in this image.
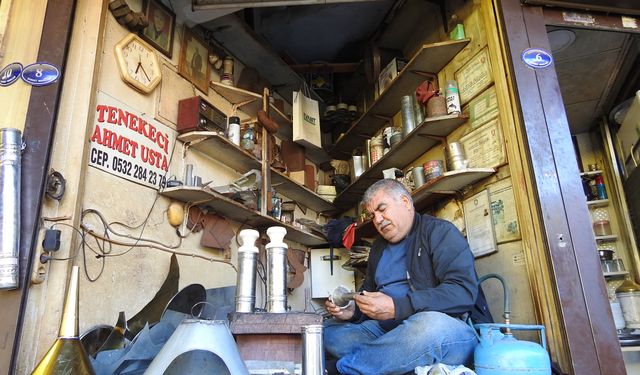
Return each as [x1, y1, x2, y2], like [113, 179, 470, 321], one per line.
[179, 131, 336, 214]
[329, 39, 470, 159]
[179, 131, 261, 173]
[210, 81, 332, 169]
[412, 168, 496, 212]
[604, 271, 628, 278]
[332, 114, 467, 209]
[595, 234, 618, 242]
[160, 186, 327, 246]
[580, 170, 603, 177]
[587, 199, 609, 208]
[271, 169, 338, 214]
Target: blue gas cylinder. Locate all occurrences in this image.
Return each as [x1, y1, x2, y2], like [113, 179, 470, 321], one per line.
[474, 323, 551, 375]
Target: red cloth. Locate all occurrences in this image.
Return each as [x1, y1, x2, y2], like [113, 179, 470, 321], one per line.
[342, 222, 356, 249]
[415, 79, 438, 105]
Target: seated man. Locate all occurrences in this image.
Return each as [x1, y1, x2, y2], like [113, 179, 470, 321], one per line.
[324, 179, 493, 375]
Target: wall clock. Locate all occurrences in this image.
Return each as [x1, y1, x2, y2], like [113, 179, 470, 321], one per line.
[114, 33, 161, 94]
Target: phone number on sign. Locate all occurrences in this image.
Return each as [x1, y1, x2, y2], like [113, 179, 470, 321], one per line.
[91, 148, 166, 189]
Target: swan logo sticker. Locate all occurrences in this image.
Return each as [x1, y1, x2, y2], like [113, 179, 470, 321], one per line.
[521, 48, 553, 69]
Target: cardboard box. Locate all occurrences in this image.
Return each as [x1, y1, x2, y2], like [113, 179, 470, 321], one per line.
[304, 164, 316, 191]
[378, 58, 407, 95]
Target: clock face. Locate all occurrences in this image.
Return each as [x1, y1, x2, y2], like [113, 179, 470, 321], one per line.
[115, 34, 161, 94]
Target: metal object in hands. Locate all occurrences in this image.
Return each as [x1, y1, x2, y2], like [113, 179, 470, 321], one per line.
[302, 325, 325, 375]
[0, 128, 23, 290]
[266, 226, 288, 312]
[330, 285, 357, 308]
[235, 229, 259, 312]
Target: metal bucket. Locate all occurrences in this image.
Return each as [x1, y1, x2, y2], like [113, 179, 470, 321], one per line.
[302, 325, 325, 375]
[0, 128, 23, 290]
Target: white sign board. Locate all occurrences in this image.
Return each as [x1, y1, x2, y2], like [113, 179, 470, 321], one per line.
[89, 91, 176, 190]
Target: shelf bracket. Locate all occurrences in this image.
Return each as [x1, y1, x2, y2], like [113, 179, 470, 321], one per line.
[410, 70, 438, 81]
[232, 98, 260, 114]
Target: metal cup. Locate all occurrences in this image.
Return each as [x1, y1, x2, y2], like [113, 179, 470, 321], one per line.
[412, 166, 425, 189]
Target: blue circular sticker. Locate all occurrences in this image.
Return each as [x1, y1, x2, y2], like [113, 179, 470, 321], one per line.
[21, 62, 60, 86]
[521, 48, 553, 69]
[0, 63, 23, 86]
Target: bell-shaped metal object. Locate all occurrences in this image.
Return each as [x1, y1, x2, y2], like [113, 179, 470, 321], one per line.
[144, 319, 249, 375]
[31, 266, 96, 374]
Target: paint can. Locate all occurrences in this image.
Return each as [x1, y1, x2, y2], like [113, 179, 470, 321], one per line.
[423, 160, 444, 183]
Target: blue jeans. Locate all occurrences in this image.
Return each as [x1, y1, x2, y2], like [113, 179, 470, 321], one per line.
[323, 311, 478, 375]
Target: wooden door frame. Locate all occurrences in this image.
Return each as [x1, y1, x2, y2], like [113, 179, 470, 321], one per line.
[497, 0, 625, 373]
[0, 1, 76, 373]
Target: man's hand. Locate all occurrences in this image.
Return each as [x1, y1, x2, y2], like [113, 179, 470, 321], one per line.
[354, 291, 395, 320]
[325, 297, 355, 321]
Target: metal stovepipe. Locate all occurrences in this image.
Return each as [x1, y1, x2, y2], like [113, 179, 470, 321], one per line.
[266, 226, 287, 312]
[0, 128, 23, 290]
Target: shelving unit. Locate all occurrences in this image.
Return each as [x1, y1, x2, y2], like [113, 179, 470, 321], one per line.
[332, 113, 468, 209]
[178, 130, 336, 214]
[329, 39, 470, 159]
[160, 186, 327, 246]
[210, 81, 332, 168]
[604, 271, 629, 278]
[596, 234, 618, 242]
[587, 199, 609, 208]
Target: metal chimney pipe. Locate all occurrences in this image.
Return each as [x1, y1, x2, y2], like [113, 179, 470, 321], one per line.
[0, 128, 23, 290]
[266, 226, 287, 312]
[235, 229, 259, 312]
[302, 324, 325, 375]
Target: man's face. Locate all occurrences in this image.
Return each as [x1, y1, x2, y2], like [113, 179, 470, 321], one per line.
[365, 189, 414, 243]
[153, 11, 165, 31]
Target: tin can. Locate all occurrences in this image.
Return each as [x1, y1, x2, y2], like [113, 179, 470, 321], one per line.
[228, 116, 241, 146]
[423, 160, 444, 182]
[370, 136, 384, 164]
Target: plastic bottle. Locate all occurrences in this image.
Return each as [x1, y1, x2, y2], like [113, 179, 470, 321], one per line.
[445, 80, 461, 115]
[271, 190, 282, 220]
[241, 124, 255, 151]
[595, 174, 608, 200]
[228, 116, 240, 146]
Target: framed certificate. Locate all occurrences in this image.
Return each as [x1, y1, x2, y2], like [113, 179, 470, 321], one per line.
[455, 47, 493, 105]
[463, 189, 498, 258]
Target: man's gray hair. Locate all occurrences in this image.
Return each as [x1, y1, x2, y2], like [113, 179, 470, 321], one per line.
[362, 179, 413, 206]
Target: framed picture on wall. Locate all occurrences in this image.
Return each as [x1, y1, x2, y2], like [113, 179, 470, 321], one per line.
[140, 0, 176, 58]
[178, 27, 210, 94]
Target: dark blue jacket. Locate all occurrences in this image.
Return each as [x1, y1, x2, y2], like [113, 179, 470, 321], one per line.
[353, 213, 493, 326]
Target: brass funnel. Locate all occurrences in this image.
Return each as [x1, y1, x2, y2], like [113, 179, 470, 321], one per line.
[31, 266, 95, 375]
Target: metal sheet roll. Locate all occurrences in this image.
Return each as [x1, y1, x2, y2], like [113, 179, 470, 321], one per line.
[0, 128, 23, 290]
[400, 95, 416, 137]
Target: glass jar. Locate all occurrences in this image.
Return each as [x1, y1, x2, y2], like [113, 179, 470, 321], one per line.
[616, 278, 640, 329]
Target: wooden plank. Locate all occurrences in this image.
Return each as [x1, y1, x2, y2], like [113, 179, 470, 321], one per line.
[501, 0, 625, 373]
[160, 186, 327, 246]
[271, 169, 337, 214]
[329, 39, 470, 159]
[179, 131, 262, 173]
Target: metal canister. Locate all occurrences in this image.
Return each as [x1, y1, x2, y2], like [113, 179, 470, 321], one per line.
[412, 94, 425, 126]
[0, 128, 23, 290]
[302, 325, 325, 375]
[235, 229, 259, 313]
[426, 96, 447, 117]
[616, 279, 640, 329]
[266, 226, 288, 313]
[446, 142, 468, 171]
[370, 135, 384, 165]
[423, 160, 444, 182]
[400, 95, 416, 137]
[412, 166, 425, 190]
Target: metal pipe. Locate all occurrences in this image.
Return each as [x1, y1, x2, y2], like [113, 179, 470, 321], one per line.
[0, 128, 23, 290]
[302, 325, 325, 375]
[235, 229, 259, 313]
[266, 226, 287, 312]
